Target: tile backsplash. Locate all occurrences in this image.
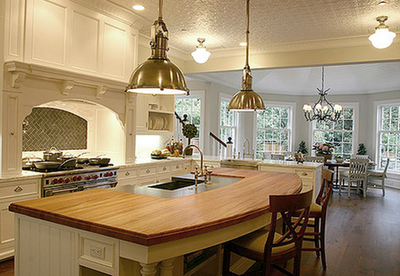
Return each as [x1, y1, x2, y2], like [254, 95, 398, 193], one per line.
[23, 107, 87, 151]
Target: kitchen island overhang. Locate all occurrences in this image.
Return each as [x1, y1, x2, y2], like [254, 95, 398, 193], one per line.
[9, 168, 303, 275]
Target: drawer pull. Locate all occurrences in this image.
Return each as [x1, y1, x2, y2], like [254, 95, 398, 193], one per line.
[146, 169, 150, 173]
[14, 186, 23, 192]
[176, 165, 179, 169]
[163, 167, 167, 171]
[302, 172, 308, 176]
[125, 172, 130, 176]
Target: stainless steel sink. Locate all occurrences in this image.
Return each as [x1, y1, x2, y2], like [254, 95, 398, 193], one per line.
[220, 159, 259, 170]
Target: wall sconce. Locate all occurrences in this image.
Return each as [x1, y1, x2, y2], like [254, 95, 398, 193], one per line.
[369, 16, 396, 49]
[191, 38, 211, 64]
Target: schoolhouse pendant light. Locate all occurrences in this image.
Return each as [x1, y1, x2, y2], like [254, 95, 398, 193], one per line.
[191, 38, 211, 64]
[303, 67, 342, 122]
[369, 16, 396, 49]
[126, 0, 189, 95]
[228, 0, 264, 112]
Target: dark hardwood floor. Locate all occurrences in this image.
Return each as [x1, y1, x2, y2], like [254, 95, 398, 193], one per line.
[1, 187, 399, 276]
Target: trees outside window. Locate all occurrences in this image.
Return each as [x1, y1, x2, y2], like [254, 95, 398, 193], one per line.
[377, 104, 400, 172]
[219, 99, 237, 157]
[256, 105, 293, 159]
[313, 107, 355, 159]
[175, 96, 202, 149]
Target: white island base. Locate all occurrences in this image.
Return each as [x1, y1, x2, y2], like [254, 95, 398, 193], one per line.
[14, 212, 272, 276]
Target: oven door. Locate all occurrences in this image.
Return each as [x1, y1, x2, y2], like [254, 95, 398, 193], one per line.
[42, 181, 118, 197]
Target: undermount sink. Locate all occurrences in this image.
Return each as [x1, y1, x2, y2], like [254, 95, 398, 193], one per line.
[149, 179, 204, 190]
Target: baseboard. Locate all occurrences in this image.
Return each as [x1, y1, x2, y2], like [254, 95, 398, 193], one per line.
[0, 249, 14, 261]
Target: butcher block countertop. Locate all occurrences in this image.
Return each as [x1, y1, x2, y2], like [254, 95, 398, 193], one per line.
[9, 168, 302, 246]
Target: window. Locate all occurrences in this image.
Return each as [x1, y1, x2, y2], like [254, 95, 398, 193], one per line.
[312, 107, 355, 159]
[175, 94, 202, 149]
[256, 105, 293, 159]
[219, 98, 237, 156]
[377, 104, 400, 172]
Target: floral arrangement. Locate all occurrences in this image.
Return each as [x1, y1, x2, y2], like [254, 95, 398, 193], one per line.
[313, 143, 334, 155]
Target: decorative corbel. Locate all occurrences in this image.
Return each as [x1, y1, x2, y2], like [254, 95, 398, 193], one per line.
[126, 91, 135, 104]
[96, 85, 107, 99]
[11, 72, 26, 88]
[61, 80, 74, 95]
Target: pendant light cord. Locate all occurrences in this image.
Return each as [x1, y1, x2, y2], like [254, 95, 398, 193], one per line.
[245, 0, 250, 67]
[159, 0, 163, 20]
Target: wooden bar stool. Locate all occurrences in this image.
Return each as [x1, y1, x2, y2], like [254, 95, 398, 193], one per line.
[222, 190, 313, 276]
[300, 168, 334, 270]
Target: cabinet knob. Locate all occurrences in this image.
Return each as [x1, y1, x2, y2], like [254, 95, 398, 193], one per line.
[163, 167, 167, 171]
[125, 171, 130, 176]
[146, 169, 150, 173]
[14, 186, 23, 192]
[176, 165, 179, 169]
[302, 172, 308, 176]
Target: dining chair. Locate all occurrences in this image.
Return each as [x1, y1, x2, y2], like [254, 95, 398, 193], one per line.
[222, 190, 313, 276]
[297, 168, 334, 270]
[367, 157, 389, 196]
[271, 154, 285, 160]
[339, 158, 369, 198]
[304, 156, 325, 163]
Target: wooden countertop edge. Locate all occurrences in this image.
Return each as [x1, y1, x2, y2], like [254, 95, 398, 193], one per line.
[9, 169, 303, 246]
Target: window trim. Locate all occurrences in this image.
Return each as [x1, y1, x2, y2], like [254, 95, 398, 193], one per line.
[175, 90, 205, 150]
[253, 101, 296, 156]
[374, 99, 400, 172]
[219, 93, 239, 154]
[309, 102, 359, 157]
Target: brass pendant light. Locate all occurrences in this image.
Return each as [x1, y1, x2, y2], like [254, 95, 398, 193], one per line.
[228, 0, 264, 111]
[126, 0, 189, 95]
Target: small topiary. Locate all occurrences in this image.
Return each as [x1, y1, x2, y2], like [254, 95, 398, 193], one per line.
[297, 141, 308, 155]
[357, 143, 367, 155]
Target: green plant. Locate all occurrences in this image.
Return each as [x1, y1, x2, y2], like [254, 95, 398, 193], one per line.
[357, 143, 367, 155]
[297, 141, 308, 155]
[182, 124, 198, 144]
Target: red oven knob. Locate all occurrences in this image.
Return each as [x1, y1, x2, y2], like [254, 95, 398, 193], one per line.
[53, 179, 58, 184]
[93, 174, 99, 179]
[58, 178, 64, 183]
[72, 176, 78, 181]
[77, 176, 82, 181]
[104, 172, 109, 177]
[86, 175, 91, 180]
[65, 178, 71, 183]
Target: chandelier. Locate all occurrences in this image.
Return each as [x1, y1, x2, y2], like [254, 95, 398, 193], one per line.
[126, 0, 189, 95]
[303, 67, 342, 122]
[228, 0, 264, 111]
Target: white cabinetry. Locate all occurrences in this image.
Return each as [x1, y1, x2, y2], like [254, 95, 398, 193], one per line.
[136, 94, 175, 135]
[0, 177, 40, 260]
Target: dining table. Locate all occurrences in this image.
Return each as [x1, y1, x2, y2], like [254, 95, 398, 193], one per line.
[324, 160, 350, 187]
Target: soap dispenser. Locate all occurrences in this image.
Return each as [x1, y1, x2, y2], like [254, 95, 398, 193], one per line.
[226, 137, 233, 159]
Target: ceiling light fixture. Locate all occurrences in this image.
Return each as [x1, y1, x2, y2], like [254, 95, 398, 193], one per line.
[369, 16, 396, 49]
[191, 38, 211, 64]
[228, 0, 264, 112]
[239, 42, 247, 46]
[378, 1, 387, 5]
[126, 0, 189, 95]
[303, 66, 342, 122]
[132, 4, 145, 11]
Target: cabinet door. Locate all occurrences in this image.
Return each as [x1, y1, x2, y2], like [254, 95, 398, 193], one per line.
[136, 94, 149, 133]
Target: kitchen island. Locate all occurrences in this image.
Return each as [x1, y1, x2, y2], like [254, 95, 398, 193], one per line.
[9, 168, 302, 276]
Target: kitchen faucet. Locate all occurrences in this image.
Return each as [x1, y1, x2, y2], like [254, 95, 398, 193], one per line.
[242, 139, 254, 159]
[183, 144, 212, 188]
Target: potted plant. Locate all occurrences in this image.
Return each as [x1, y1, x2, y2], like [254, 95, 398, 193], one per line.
[312, 142, 334, 162]
[297, 141, 308, 155]
[357, 143, 367, 155]
[182, 124, 198, 155]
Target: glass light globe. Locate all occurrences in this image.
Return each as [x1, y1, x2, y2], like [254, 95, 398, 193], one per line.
[191, 48, 211, 64]
[369, 28, 396, 49]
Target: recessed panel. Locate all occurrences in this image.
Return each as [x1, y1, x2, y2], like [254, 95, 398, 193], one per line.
[32, 0, 66, 65]
[71, 12, 99, 72]
[103, 23, 126, 78]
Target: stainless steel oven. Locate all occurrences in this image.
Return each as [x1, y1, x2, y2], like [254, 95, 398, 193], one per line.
[41, 166, 118, 197]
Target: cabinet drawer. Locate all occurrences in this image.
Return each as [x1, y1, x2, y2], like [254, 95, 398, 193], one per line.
[301, 180, 313, 192]
[172, 163, 184, 172]
[157, 164, 171, 174]
[118, 167, 138, 180]
[79, 234, 117, 269]
[139, 166, 157, 177]
[0, 180, 39, 199]
[295, 169, 314, 180]
[259, 166, 294, 173]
